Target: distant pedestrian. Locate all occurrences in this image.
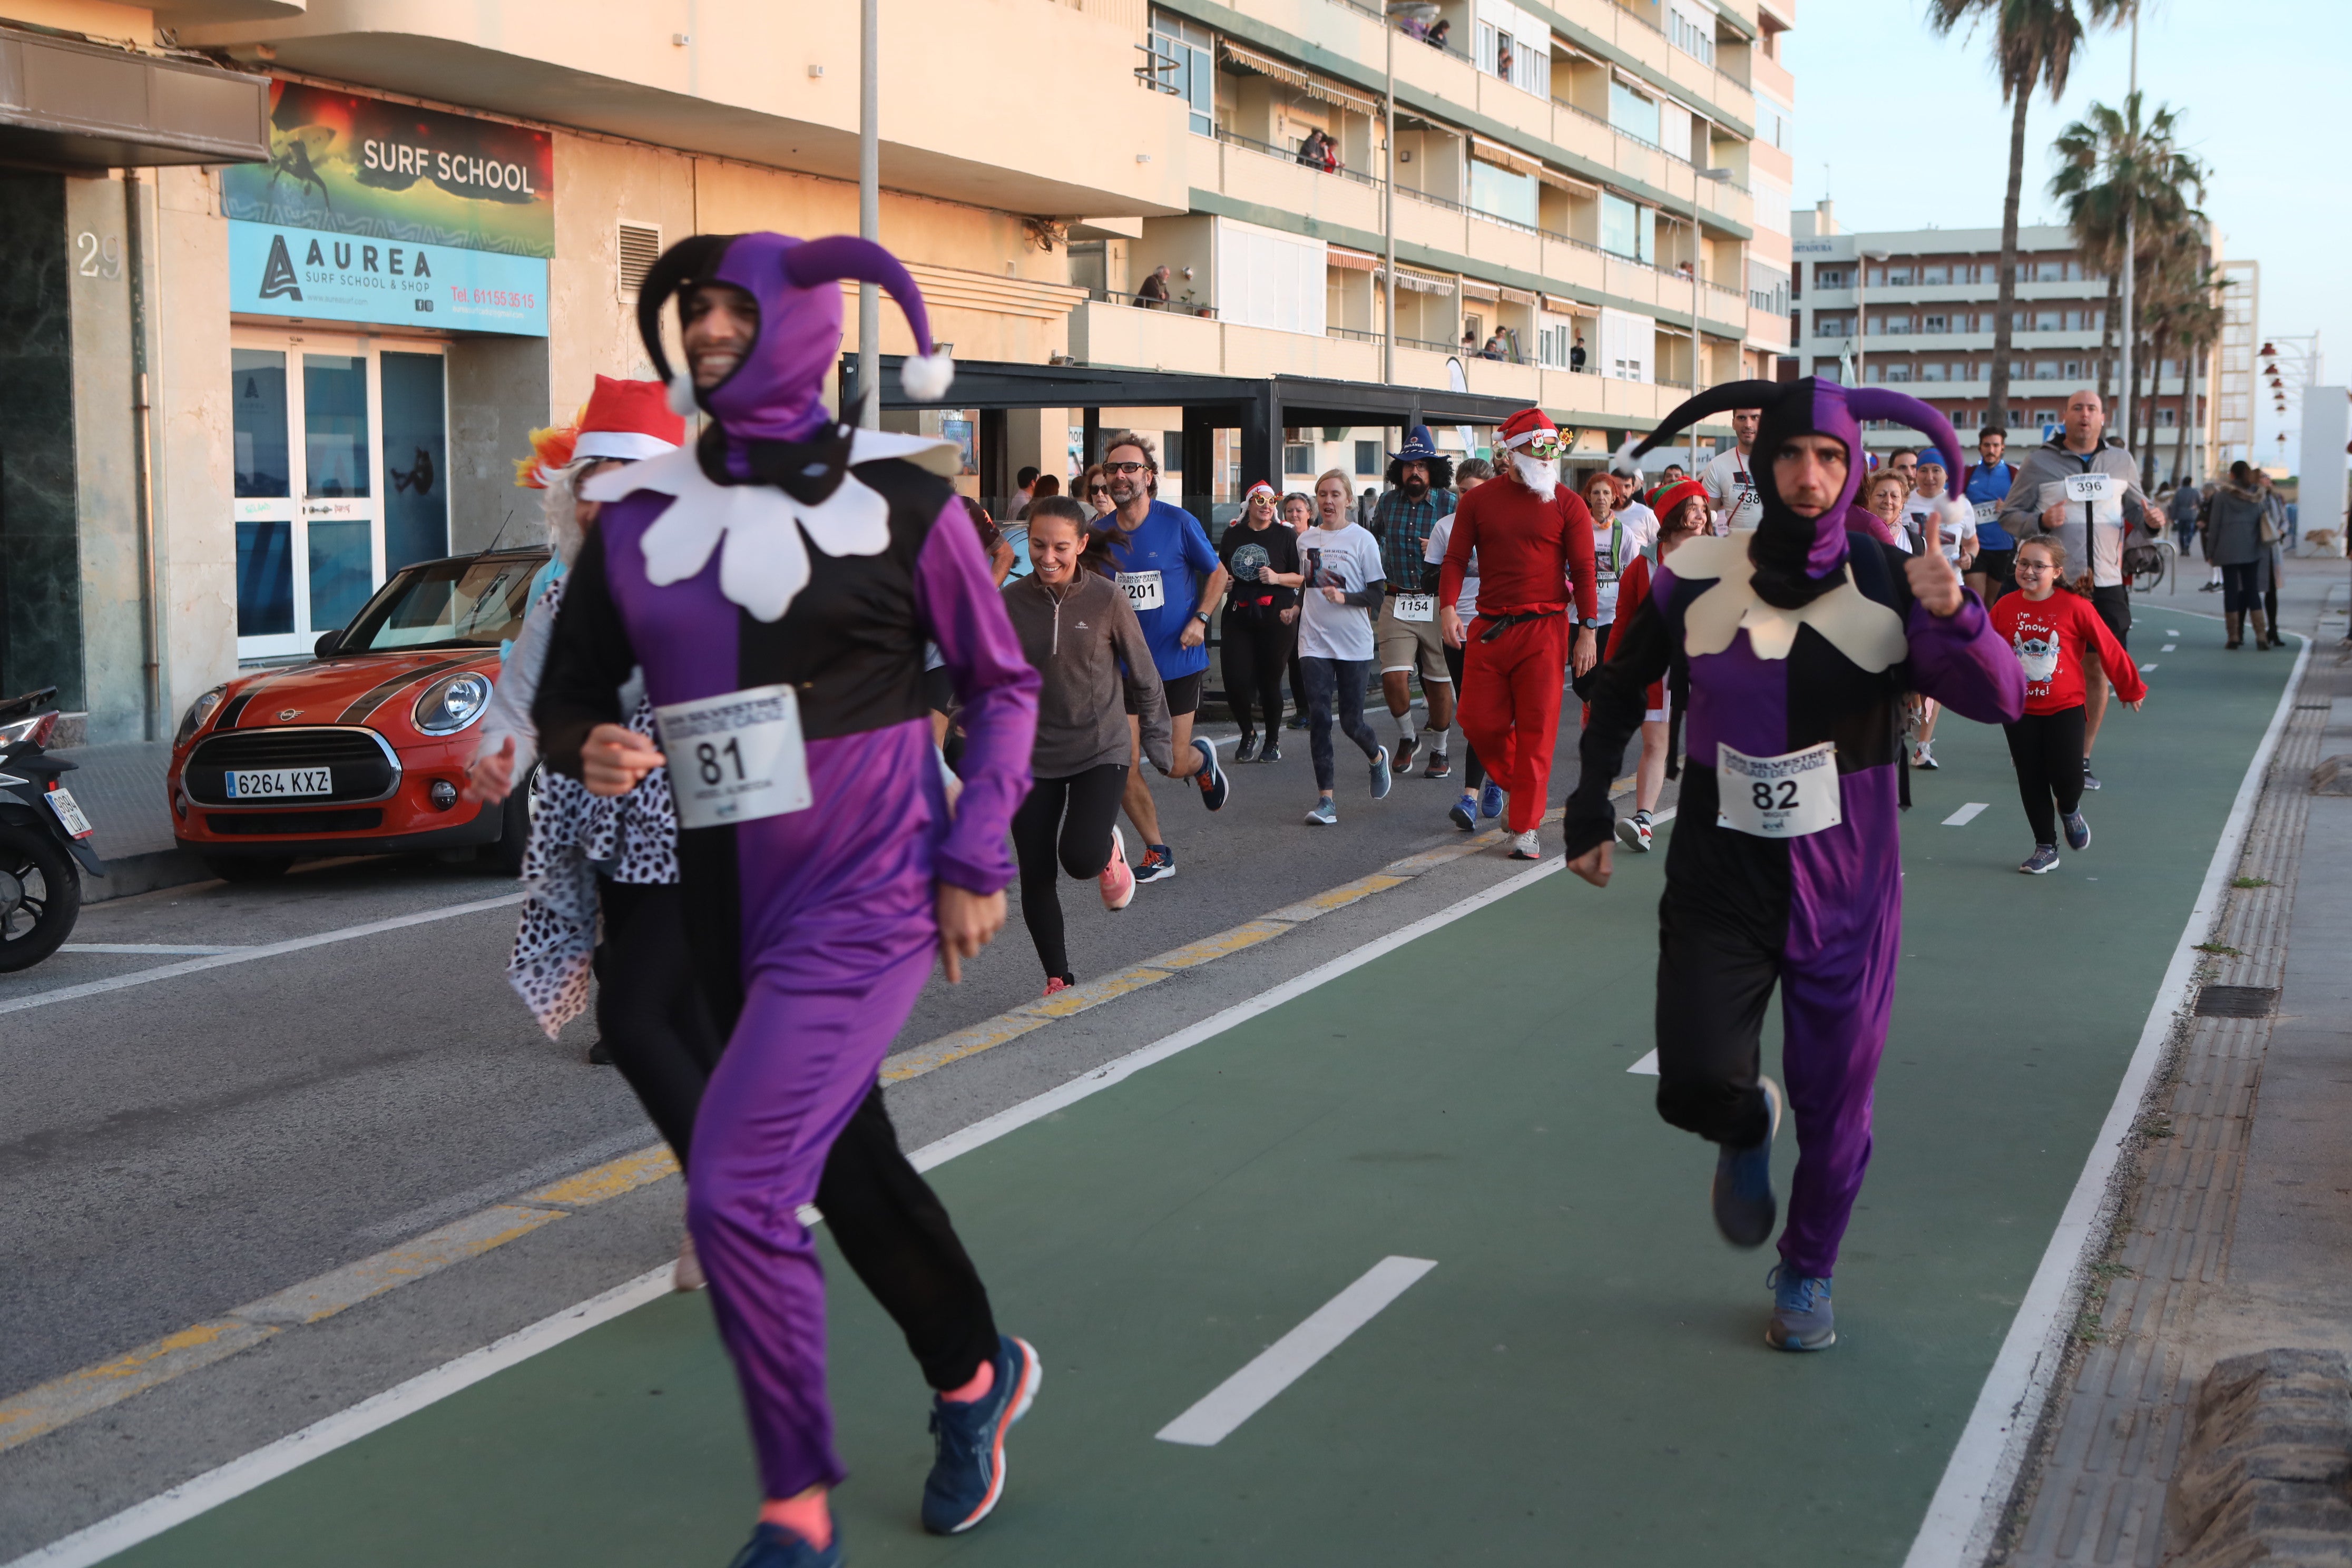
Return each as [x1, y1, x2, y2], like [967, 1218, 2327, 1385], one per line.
[1133, 265, 1171, 308]
[2204, 464, 2275, 649]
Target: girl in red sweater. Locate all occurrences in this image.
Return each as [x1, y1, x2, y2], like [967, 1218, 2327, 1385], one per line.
[1987, 536, 2146, 874]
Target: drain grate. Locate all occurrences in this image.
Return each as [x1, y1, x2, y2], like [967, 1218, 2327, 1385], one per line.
[2195, 985, 2278, 1018]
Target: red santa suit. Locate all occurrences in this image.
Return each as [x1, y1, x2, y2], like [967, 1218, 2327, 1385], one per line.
[1439, 409, 1599, 835]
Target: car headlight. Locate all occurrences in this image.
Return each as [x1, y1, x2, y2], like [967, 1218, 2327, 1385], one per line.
[414, 672, 493, 735]
[175, 684, 227, 747]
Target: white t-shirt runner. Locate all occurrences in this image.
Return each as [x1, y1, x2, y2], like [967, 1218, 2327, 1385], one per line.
[1591, 514, 1648, 623]
[1905, 496, 1976, 563]
[1702, 448, 1765, 533]
[1297, 522, 1385, 662]
[1425, 511, 1477, 616]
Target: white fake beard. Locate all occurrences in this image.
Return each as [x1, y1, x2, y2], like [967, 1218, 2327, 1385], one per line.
[1508, 451, 1560, 498]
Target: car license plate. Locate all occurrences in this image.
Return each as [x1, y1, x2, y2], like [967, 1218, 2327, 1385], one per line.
[224, 767, 331, 800]
[45, 785, 93, 839]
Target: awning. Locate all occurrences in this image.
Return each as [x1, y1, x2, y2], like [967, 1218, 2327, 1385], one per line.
[1373, 264, 1456, 296]
[1458, 278, 1501, 302]
[1326, 247, 1380, 273]
[1218, 40, 1378, 117]
[0, 27, 268, 167]
[1469, 134, 1541, 178]
[1499, 286, 1539, 307]
[1534, 164, 1600, 197]
[1540, 292, 1586, 317]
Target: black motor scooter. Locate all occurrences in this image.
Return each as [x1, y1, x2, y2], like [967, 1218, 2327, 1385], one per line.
[0, 687, 106, 972]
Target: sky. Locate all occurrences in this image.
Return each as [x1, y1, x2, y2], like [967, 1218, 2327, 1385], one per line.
[1783, 0, 2347, 467]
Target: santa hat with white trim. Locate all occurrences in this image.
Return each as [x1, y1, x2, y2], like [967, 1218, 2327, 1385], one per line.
[1495, 407, 1561, 453]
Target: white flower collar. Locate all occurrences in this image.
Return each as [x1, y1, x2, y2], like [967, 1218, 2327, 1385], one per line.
[1667, 533, 1907, 670]
[581, 429, 959, 623]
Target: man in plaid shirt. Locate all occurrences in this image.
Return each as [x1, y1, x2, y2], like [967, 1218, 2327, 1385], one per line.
[1370, 426, 1459, 775]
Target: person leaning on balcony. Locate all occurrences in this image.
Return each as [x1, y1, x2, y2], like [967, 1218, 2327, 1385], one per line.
[1571, 335, 1588, 373]
[1133, 265, 1171, 309]
[1482, 332, 1507, 361]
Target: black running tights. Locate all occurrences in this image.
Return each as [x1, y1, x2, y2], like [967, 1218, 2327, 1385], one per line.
[2002, 705, 2086, 847]
[1440, 639, 1486, 789]
[1220, 609, 1292, 739]
[1010, 761, 1128, 981]
[596, 879, 998, 1390]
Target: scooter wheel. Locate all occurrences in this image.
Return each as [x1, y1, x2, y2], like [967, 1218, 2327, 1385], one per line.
[0, 822, 79, 973]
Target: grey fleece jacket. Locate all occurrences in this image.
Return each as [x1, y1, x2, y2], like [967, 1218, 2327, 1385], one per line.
[1001, 570, 1174, 778]
[2201, 482, 2269, 567]
[1999, 438, 2154, 589]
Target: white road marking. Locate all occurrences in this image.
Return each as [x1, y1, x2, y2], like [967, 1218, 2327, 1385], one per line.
[2161, 643, 2177, 652]
[1903, 635, 2310, 1568]
[2140, 663, 2158, 672]
[1155, 1257, 1437, 1447]
[1942, 802, 1990, 827]
[2168, 629, 2182, 635]
[0, 893, 528, 1017]
[1628, 1049, 1660, 1075]
[58, 944, 254, 955]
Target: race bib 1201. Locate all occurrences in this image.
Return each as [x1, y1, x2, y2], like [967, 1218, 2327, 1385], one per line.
[654, 684, 814, 830]
[1116, 570, 1165, 612]
[1392, 593, 1435, 623]
[1714, 741, 1843, 840]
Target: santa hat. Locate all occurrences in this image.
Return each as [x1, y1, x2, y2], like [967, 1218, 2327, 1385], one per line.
[513, 376, 683, 488]
[1496, 408, 1560, 452]
[1243, 479, 1279, 504]
[1647, 476, 1709, 524]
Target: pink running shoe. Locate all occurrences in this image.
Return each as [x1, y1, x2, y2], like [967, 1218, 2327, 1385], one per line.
[1099, 825, 1136, 912]
[1043, 976, 1072, 998]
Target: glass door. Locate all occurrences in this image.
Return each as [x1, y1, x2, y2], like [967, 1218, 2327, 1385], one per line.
[231, 330, 448, 660]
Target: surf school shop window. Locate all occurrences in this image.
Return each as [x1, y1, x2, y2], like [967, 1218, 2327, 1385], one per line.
[231, 328, 449, 661]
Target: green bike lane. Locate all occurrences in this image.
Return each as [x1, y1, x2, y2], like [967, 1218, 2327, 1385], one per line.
[104, 616, 2288, 1568]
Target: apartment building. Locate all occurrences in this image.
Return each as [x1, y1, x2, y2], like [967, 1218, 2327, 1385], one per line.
[0, 0, 1796, 742]
[1790, 205, 2217, 479]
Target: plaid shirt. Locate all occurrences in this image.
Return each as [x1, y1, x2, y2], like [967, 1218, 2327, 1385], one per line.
[1373, 487, 1456, 592]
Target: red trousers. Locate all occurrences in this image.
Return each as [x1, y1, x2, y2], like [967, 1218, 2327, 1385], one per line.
[1458, 613, 1569, 834]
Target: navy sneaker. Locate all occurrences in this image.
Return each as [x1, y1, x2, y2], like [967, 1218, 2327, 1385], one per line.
[1259, 740, 1282, 763]
[1711, 1076, 1783, 1249]
[1448, 797, 1476, 832]
[2020, 844, 2059, 875]
[2062, 810, 2091, 851]
[1192, 737, 1228, 811]
[1479, 780, 1504, 819]
[1766, 1266, 1836, 1351]
[922, 1335, 1042, 1535]
[724, 1522, 841, 1568]
[2081, 759, 2101, 791]
[1233, 733, 1260, 764]
[1370, 745, 1393, 800]
[1133, 845, 1175, 883]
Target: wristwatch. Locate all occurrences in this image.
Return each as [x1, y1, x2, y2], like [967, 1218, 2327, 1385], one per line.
[1579, 616, 1601, 629]
[1194, 610, 1211, 625]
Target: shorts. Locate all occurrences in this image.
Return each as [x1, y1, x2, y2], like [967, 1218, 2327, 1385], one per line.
[1972, 547, 2015, 588]
[1126, 670, 1202, 718]
[1375, 597, 1451, 684]
[2090, 583, 2130, 649]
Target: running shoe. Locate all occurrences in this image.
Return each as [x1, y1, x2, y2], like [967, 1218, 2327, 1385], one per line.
[1507, 829, 1541, 860]
[1616, 815, 1653, 853]
[1711, 1076, 1783, 1249]
[1133, 845, 1175, 883]
[1287, 711, 1309, 729]
[1479, 781, 1505, 819]
[1913, 741, 1939, 771]
[922, 1334, 1042, 1535]
[1258, 741, 1282, 763]
[1424, 752, 1452, 779]
[1449, 797, 1477, 832]
[2062, 810, 2091, 852]
[1042, 975, 1073, 998]
[1392, 734, 1418, 774]
[1193, 737, 1229, 811]
[673, 1231, 707, 1292]
[2021, 843, 2060, 875]
[1370, 746, 1393, 800]
[1234, 733, 1261, 764]
[1304, 798, 1338, 826]
[2081, 759, 2101, 791]
[587, 1038, 614, 1066]
[724, 1522, 841, 1568]
[1766, 1266, 1836, 1352]
[1099, 826, 1135, 912]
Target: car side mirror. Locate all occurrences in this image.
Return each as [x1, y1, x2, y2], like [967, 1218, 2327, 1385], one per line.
[313, 630, 342, 658]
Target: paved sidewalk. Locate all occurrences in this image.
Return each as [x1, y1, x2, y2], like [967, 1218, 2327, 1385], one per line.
[44, 739, 205, 902]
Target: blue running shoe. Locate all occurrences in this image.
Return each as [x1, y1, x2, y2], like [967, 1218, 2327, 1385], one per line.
[1479, 780, 1504, 819]
[1710, 1076, 1783, 1249]
[2063, 810, 2090, 851]
[724, 1522, 842, 1568]
[923, 1335, 1042, 1535]
[1304, 797, 1338, 826]
[2020, 844, 2059, 875]
[1766, 1266, 1836, 1351]
[1449, 797, 1476, 832]
[1192, 736, 1229, 811]
[1370, 745, 1393, 800]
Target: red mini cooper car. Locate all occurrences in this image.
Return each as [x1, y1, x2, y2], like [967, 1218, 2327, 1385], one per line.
[168, 549, 548, 881]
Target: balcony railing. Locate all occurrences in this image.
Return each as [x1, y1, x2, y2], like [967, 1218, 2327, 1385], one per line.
[1216, 126, 1379, 189]
[1087, 287, 1218, 320]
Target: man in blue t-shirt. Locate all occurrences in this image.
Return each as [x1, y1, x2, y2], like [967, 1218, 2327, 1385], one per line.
[1100, 430, 1230, 884]
[1961, 425, 2018, 606]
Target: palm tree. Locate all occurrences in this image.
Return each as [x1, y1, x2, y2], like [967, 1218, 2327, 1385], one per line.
[1926, 0, 2132, 433]
[2047, 93, 2204, 412]
[2140, 254, 2226, 486]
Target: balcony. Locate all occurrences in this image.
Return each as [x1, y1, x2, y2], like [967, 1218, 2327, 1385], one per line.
[1204, 129, 1384, 235]
[1069, 298, 1223, 375]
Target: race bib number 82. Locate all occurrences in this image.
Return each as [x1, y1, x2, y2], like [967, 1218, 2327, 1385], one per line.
[1714, 741, 1843, 840]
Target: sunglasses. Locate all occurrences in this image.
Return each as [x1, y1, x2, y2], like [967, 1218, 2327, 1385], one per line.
[1087, 484, 1110, 496]
[1515, 435, 1564, 460]
[1105, 461, 1150, 476]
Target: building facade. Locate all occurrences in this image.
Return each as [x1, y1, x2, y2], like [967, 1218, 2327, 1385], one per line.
[1, 0, 1798, 743]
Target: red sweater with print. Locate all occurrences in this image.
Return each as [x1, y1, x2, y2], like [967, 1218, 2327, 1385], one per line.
[1439, 476, 1599, 621]
[1988, 589, 2147, 715]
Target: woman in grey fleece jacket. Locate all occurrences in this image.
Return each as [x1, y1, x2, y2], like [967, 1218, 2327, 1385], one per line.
[2201, 464, 2275, 649]
[1000, 498, 1174, 994]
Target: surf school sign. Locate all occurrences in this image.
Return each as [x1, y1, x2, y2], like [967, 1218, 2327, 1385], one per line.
[228, 221, 549, 336]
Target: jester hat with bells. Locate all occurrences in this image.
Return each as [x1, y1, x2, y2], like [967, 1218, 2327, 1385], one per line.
[1629, 379, 1972, 609]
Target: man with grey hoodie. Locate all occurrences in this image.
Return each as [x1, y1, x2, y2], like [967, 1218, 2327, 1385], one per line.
[1999, 388, 2155, 791]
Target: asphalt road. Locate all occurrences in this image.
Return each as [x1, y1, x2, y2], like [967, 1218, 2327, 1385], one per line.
[0, 699, 1608, 1557]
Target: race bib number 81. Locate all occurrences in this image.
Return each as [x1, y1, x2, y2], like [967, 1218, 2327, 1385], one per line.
[1714, 741, 1843, 839]
[655, 684, 814, 830]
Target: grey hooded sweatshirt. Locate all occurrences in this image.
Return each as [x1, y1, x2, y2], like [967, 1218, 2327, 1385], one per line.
[1001, 569, 1174, 778]
[1999, 438, 2153, 589]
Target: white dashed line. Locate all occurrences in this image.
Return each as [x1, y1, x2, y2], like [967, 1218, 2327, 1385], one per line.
[1628, 1048, 1660, 1075]
[2161, 643, 2177, 652]
[2140, 663, 2158, 672]
[1942, 802, 1990, 827]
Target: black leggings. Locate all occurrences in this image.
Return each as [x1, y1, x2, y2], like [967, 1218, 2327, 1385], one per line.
[596, 879, 998, 1390]
[1440, 639, 1486, 789]
[2220, 562, 2262, 615]
[1220, 608, 1293, 738]
[2003, 705, 2087, 846]
[1010, 762, 1127, 981]
[1301, 655, 1380, 790]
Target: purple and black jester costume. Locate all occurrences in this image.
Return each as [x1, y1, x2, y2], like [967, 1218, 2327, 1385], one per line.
[1565, 379, 2025, 1290]
[535, 232, 1039, 1501]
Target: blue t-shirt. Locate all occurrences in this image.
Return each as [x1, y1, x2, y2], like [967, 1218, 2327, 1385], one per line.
[1103, 499, 1219, 679]
[1964, 461, 2017, 550]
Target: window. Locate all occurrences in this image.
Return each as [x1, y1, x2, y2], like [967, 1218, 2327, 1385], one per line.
[1469, 160, 1538, 228]
[2033, 409, 2057, 427]
[2034, 311, 2062, 332]
[1163, 432, 1182, 472]
[2081, 310, 2106, 332]
[1355, 439, 1380, 475]
[1668, 0, 1716, 66]
[2033, 361, 2059, 380]
[1756, 92, 1792, 151]
[1609, 80, 1661, 148]
[1920, 362, 1947, 382]
[1537, 318, 1583, 369]
[1922, 266, 1949, 286]
[1752, 175, 1791, 236]
[1887, 268, 1912, 286]
[1812, 313, 1852, 338]
[1283, 443, 1312, 473]
[1882, 315, 1913, 335]
[1748, 261, 1789, 317]
[1885, 364, 1913, 383]
[2010, 360, 2025, 379]
[2007, 407, 2027, 427]
[2062, 359, 2082, 379]
[1816, 266, 1849, 290]
[1146, 11, 1213, 136]
[1868, 267, 1885, 287]
[1599, 191, 1649, 261]
[2157, 407, 2179, 428]
[1924, 315, 1948, 334]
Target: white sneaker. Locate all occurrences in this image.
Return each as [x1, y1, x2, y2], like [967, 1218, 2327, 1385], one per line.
[1616, 815, 1653, 852]
[1507, 829, 1542, 860]
[673, 1230, 707, 1292]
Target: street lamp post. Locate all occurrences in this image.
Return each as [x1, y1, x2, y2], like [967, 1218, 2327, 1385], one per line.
[1381, 4, 1433, 388]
